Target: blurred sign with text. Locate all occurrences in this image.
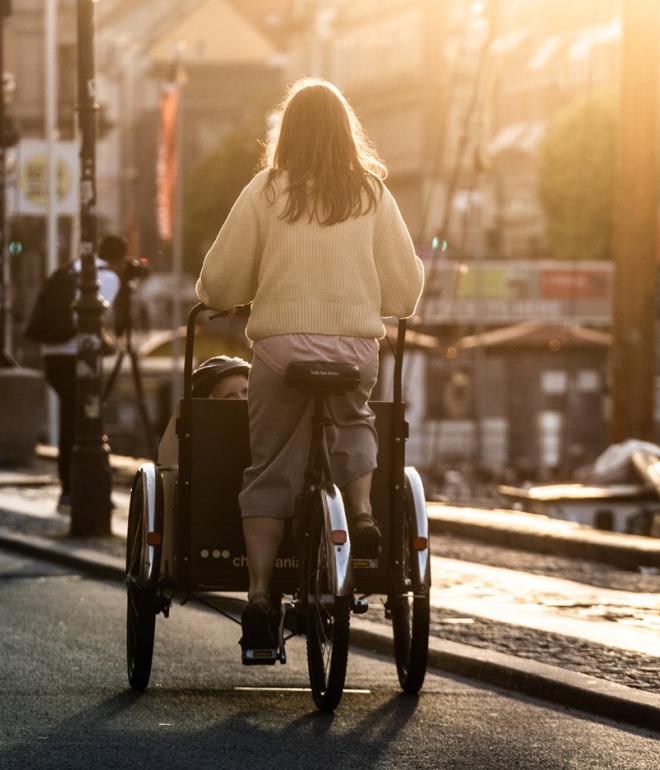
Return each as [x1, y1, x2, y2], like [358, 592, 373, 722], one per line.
[419, 259, 612, 325]
[10, 139, 79, 216]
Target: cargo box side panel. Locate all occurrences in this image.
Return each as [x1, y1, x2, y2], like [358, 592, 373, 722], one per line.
[187, 400, 297, 591]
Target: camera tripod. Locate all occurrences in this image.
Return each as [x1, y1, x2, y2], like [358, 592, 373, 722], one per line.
[102, 280, 158, 459]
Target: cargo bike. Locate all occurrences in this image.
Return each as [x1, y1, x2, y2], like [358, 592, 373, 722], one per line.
[125, 303, 431, 711]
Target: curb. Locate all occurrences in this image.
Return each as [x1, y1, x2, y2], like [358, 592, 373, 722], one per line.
[428, 507, 660, 571]
[1, 528, 659, 732]
[351, 619, 660, 733]
[0, 528, 125, 582]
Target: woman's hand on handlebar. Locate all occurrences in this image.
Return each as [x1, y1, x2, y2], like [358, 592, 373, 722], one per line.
[209, 309, 233, 319]
[208, 303, 251, 320]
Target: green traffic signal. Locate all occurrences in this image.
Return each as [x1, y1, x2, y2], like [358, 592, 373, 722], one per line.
[8, 240, 22, 256]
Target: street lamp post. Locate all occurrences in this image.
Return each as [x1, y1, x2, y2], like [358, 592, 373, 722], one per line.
[0, 2, 6, 363]
[0, 0, 12, 366]
[611, 0, 660, 443]
[70, 0, 112, 536]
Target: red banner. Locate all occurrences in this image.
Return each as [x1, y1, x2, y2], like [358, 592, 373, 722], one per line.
[156, 85, 178, 242]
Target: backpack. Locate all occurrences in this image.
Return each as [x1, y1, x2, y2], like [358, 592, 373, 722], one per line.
[25, 263, 78, 344]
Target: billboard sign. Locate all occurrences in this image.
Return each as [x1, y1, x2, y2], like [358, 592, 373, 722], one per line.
[10, 139, 79, 216]
[418, 260, 612, 325]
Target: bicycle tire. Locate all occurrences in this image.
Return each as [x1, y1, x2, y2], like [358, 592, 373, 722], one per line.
[306, 491, 351, 712]
[126, 472, 156, 691]
[391, 488, 430, 694]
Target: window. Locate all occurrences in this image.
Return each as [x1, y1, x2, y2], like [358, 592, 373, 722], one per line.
[542, 370, 567, 394]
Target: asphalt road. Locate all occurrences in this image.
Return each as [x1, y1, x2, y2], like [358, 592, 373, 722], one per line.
[1, 549, 658, 770]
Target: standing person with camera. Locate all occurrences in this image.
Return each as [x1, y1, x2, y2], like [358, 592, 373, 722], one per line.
[111, 253, 151, 339]
[28, 235, 127, 512]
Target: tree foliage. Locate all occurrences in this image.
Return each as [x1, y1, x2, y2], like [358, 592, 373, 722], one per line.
[183, 128, 264, 276]
[537, 91, 616, 261]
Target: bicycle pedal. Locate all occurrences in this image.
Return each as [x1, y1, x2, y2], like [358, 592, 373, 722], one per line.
[242, 647, 279, 666]
[351, 557, 379, 569]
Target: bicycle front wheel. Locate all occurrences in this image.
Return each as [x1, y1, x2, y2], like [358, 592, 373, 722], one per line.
[306, 492, 351, 712]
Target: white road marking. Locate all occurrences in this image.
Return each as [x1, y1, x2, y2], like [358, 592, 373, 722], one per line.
[233, 687, 371, 693]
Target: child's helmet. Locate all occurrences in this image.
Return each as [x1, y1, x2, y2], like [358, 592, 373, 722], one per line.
[192, 355, 251, 397]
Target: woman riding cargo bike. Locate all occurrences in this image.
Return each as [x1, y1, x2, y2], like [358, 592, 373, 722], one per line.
[196, 77, 424, 652]
[125, 78, 429, 711]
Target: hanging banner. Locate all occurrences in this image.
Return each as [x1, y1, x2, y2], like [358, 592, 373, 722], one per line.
[156, 84, 179, 242]
[10, 139, 79, 216]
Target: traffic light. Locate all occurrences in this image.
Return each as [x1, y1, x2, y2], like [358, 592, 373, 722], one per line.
[431, 235, 448, 253]
[8, 222, 22, 256]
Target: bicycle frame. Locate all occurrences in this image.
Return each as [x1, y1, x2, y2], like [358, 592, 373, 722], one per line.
[389, 319, 430, 597]
[389, 318, 409, 594]
[177, 302, 208, 590]
[296, 393, 352, 600]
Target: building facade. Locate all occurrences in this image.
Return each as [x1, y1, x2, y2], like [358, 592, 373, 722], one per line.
[283, 0, 625, 481]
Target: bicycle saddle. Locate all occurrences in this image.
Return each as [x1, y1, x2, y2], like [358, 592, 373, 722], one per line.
[285, 361, 361, 395]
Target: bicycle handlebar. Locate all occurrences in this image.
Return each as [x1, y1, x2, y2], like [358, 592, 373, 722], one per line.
[182, 303, 408, 430]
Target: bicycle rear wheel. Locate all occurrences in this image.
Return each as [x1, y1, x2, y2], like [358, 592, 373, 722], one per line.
[391, 473, 430, 694]
[306, 492, 351, 712]
[126, 470, 157, 691]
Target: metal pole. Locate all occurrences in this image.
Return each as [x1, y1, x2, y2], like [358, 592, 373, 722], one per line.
[170, 63, 184, 413]
[70, 0, 112, 536]
[45, 0, 57, 276]
[45, 0, 58, 444]
[0, 3, 8, 363]
[611, 0, 660, 442]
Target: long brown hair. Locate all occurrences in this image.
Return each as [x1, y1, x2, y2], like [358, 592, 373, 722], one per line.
[262, 79, 387, 225]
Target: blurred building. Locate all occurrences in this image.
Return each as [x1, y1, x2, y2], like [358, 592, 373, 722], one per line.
[5, 1, 77, 138]
[286, 0, 459, 244]
[436, 321, 610, 480]
[4, 0, 79, 361]
[284, 0, 623, 480]
[6, 1, 289, 450]
[485, 0, 619, 261]
[2, 0, 633, 473]
[285, 0, 620, 274]
[96, 0, 287, 271]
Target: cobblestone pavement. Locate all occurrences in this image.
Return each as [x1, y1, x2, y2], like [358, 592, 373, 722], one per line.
[432, 533, 660, 593]
[429, 609, 660, 693]
[2, 482, 659, 694]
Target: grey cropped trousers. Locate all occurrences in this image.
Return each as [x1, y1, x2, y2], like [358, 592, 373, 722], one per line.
[238, 354, 379, 519]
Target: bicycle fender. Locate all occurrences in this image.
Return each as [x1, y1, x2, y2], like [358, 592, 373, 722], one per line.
[404, 467, 430, 592]
[321, 486, 353, 597]
[136, 462, 159, 586]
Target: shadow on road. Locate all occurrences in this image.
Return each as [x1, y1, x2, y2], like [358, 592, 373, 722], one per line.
[2, 688, 422, 769]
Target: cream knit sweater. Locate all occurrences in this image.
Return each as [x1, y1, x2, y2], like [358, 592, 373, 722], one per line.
[195, 170, 424, 341]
